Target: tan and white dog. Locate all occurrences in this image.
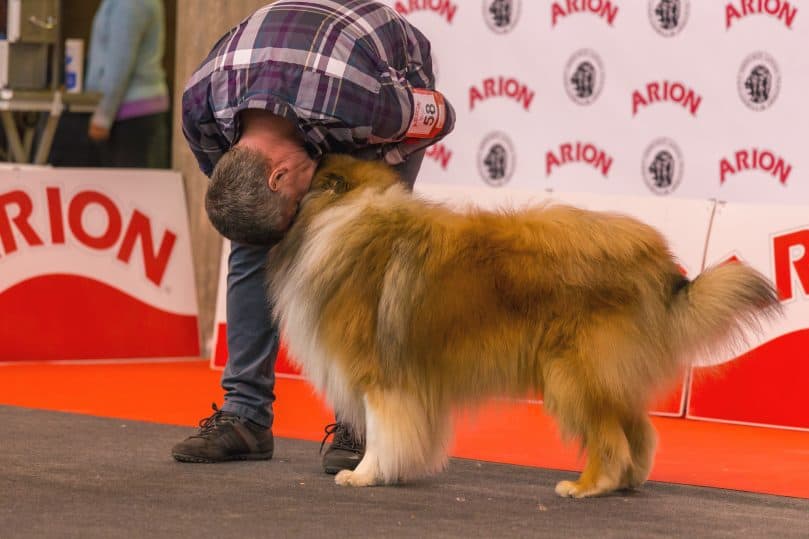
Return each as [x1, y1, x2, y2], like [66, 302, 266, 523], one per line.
[267, 155, 780, 498]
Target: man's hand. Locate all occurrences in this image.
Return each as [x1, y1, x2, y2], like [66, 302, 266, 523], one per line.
[88, 122, 111, 142]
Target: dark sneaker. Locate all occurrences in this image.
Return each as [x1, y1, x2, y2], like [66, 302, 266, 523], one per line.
[172, 403, 273, 463]
[320, 421, 364, 474]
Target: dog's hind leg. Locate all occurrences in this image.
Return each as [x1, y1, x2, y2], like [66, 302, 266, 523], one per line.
[335, 388, 448, 487]
[554, 412, 632, 498]
[543, 362, 632, 498]
[620, 413, 657, 490]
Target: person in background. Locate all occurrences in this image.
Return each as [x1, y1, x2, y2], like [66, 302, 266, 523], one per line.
[172, 0, 455, 475]
[50, 0, 169, 168]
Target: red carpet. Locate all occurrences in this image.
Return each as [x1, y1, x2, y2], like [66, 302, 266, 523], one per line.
[1, 360, 807, 499]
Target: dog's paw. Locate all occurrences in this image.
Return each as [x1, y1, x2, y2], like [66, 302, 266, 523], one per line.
[334, 469, 378, 487]
[620, 467, 649, 491]
[555, 478, 618, 498]
[555, 480, 581, 498]
[555, 480, 599, 499]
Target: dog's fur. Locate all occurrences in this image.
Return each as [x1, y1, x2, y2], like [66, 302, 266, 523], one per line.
[267, 154, 781, 497]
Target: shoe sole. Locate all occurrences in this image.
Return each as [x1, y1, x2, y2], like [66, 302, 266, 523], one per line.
[172, 452, 273, 463]
[323, 461, 361, 475]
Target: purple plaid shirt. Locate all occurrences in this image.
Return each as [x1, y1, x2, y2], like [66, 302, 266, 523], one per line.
[182, 0, 455, 177]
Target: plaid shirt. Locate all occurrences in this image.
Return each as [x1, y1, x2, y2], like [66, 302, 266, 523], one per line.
[182, 0, 455, 177]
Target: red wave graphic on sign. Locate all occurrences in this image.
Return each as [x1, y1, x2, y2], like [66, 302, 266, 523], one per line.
[688, 329, 809, 430]
[0, 274, 199, 361]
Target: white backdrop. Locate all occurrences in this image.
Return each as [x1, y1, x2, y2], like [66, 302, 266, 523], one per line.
[384, 0, 809, 205]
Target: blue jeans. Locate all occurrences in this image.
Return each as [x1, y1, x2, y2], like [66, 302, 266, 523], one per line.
[221, 150, 425, 428]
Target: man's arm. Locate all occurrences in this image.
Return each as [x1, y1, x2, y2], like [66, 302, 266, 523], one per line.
[181, 75, 229, 178]
[382, 89, 456, 166]
[374, 20, 456, 165]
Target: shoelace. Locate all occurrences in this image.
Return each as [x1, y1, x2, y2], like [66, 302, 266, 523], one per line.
[319, 422, 363, 454]
[194, 403, 238, 438]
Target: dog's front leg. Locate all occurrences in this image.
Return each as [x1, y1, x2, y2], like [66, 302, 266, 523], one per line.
[334, 450, 382, 487]
[334, 388, 447, 487]
[335, 394, 382, 487]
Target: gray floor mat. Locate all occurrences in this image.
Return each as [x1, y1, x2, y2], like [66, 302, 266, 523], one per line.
[1, 405, 807, 539]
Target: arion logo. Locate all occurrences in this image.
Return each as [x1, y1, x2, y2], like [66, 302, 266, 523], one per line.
[478, 132, 516, 187]
[642, 138, 684, 196]
[725, 0, 797, 30]
[565, 49, 604, 106]
[546, 141, 614, 177]
[632, 80, 702, 117]
[469, 76, 535, 111]
[551, 0, 619, 27]
[648, 0, 689, 36]
[426, 143, 453, 170]
[0, 187, 177, 286]
[719, 148, 792, 185]
[482, 0, 521, 34]
[393, 0, 459, 24]
[738, 52, 780, 111]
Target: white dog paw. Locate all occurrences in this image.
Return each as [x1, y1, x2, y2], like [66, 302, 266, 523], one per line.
[555, 480, 578, 497]
[334, 469, 378, 487]
[555, 480, 597, 498]
[555, 479, 614, 498]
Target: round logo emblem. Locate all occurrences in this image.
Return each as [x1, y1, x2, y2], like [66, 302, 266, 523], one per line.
[648, 0, 689, 37]
[478, 132, 515, 187]
[482, 0, 521, 34]
[642, 138, 683, 196]
[564, 49, 604, 106]
[738, 52, 780, 111]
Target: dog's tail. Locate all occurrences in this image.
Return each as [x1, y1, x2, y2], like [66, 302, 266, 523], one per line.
[667, 263, 782, 364]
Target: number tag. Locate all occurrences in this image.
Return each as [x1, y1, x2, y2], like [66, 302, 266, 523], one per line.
[405, 88, 446, 139]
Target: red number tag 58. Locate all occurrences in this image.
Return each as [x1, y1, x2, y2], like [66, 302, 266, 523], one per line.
[405, 89, 446, 139]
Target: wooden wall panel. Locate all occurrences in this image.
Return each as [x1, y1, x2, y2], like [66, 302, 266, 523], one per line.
[172, 1, 274, 355]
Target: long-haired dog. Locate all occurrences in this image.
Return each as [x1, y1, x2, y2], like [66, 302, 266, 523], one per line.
[267, 154, 781, 497]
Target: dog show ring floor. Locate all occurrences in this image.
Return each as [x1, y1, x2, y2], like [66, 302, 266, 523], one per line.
[1, 359, 808, 538]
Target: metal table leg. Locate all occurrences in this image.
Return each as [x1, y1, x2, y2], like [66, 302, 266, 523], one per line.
[0, 110, 29, 162]
[33, 109, 61, 165]
[33, 92, 64, 165]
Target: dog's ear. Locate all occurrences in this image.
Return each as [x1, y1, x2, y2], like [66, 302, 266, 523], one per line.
[312, 154, 356, 194]
[321, 172, 350, 194]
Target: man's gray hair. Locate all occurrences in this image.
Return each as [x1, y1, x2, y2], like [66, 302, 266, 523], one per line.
[206, 146, 290, 245]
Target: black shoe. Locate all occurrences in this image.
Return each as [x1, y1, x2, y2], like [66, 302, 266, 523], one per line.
[320, 421, 364, 474]
[172, 403, 274, 463]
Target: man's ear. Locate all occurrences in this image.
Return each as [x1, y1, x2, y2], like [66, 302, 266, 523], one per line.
[268, 167, 287, 192]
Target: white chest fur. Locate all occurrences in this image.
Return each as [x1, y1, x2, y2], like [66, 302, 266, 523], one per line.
[271, 190, 387, 428]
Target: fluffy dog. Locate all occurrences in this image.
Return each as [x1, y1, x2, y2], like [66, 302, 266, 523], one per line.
[267, 154, 781, 497]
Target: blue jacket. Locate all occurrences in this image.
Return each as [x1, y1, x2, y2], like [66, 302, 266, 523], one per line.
[85, 0, 169, 128]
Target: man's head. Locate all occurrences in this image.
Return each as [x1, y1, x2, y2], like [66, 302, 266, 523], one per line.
[205, 111, 317, 245]
[206, 146, 286, 244]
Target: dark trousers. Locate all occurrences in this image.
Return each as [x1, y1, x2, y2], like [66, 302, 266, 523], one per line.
[221, 150, 426, 428]
[49, 111, 170, 168]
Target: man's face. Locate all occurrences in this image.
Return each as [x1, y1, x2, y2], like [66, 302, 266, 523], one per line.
[272, 150, 318, 229]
